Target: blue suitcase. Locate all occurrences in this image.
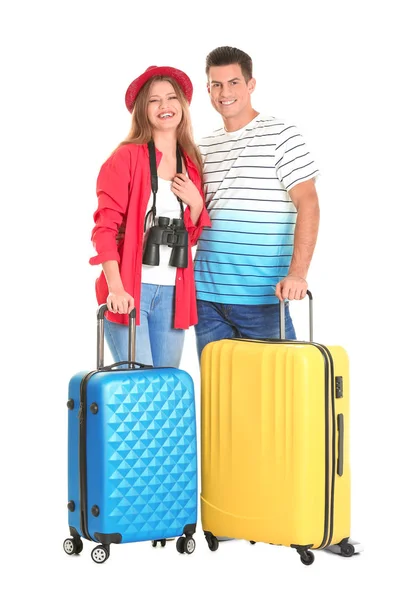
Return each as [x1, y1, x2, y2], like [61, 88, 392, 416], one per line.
[63, 305, 198, 563]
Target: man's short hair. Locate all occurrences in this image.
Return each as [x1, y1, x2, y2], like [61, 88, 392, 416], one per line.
[205, 46, 253, 82]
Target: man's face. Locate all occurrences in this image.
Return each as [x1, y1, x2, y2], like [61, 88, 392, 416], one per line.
[207, 64, 255, 120]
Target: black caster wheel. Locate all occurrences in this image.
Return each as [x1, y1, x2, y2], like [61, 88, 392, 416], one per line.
[152, 540, 157, 547]
[63, 537, 82, 555]
[184, 536, 196, 555]
[152, 539, 167, 547]
[249, 540, 256, 545]
[91, 545, 109, 564]
[300, 550, 315, 566]
[63, 538, 76, 555]
[176, 536, 186, 554]
[340, 542, 355, 557]
[206, 535, 219, 552]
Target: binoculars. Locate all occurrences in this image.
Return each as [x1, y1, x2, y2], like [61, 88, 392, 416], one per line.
[143, 217, 189, 268]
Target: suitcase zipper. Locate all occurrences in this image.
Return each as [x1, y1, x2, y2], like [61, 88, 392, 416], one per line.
[294, 341, 336, 549]
[235, 338, 336, 549]
[78, 370, 98, 541]
[313, 343, 336, 549]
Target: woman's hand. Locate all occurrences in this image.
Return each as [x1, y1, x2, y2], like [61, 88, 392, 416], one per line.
[106, 289, 135, 314]
[171, 174, 203, 209]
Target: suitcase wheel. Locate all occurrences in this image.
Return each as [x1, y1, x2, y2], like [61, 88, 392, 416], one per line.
[152, 539, 167, 548]
[91, 544, 110, 564]
[63, 537, 83, 556]
[340, 542, 355, 557]
[299, 550, 315, 566]
[176, 535, 196, 555]
[204, 533, 219, 552]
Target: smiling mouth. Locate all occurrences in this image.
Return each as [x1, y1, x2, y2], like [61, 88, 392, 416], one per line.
[219, 100, 236, 106]
[158, 112, 174, 119]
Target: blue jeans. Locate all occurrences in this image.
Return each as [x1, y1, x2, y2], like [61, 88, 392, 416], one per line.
[195, 300, 296, 360]
[104, 284, 185, 368]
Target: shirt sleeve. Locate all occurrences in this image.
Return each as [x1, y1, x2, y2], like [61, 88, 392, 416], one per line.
[183, 202, 211, 246]
[89, 147, 132, 266]
[274, 124, 320, 191]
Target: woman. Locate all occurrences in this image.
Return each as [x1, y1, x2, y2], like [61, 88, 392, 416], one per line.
[89, 65, 210, 367]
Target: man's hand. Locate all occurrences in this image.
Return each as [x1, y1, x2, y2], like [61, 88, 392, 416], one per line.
[275, 275, 308, 301]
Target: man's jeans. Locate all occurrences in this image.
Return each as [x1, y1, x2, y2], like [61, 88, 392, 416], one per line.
[195, 300, 296, 361]
[104, 284, 185, 367]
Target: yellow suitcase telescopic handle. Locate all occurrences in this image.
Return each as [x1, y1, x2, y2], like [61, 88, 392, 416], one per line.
[96, 304, 137, 369]
[279, 290, 313, 342]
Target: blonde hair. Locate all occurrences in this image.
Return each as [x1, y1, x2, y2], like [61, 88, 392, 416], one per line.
[116, 76, 202, 177]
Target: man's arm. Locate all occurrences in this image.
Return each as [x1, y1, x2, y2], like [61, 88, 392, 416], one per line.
[275, 178, 320, 301]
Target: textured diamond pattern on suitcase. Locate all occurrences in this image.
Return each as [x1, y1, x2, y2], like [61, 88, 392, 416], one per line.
[85, 369, 197, 541]
[106, 373, 196, 532]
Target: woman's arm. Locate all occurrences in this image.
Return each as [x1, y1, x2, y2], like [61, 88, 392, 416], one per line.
[89, 147, 132, 266]
[102, 260, 135, 314]
[90, 147, 135, 314]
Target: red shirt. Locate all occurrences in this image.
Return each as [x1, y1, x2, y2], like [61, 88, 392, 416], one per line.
[89, 143, 211, 328]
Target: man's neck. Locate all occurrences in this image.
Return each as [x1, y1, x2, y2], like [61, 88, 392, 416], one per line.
[223, 109, 259, 133]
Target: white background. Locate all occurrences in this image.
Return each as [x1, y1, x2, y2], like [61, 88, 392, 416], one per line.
[1, 0, 416, 597]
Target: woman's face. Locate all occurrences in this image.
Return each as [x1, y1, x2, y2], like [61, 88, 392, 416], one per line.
[147, 80, 183, 132]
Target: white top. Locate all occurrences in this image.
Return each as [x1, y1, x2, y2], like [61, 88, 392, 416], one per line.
[141, 177, 182, 286]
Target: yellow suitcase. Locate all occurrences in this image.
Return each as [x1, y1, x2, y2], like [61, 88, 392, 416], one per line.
[201, 293, 352, 565]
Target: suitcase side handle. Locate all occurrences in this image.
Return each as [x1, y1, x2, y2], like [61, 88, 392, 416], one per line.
[96, 304, 137, 369]
[279, 290, 313, 341]
[337, 413, 344, 476]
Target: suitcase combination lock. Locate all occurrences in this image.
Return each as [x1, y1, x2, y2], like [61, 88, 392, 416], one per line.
[335, 376, 343, 398]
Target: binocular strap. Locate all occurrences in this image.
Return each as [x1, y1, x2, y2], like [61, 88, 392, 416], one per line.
[145, 140, 185, 231]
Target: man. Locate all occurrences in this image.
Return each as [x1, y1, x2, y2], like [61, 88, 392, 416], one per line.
[194, 46, 320, 358]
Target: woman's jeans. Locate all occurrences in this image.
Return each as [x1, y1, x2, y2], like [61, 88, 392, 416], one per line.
[104, 284, 185, 368]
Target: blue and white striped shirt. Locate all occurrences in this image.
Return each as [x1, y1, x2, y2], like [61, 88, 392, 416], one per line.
[195, 115, 319, 305]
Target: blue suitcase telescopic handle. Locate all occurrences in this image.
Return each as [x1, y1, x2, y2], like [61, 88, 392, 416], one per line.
[96, 305, 137, 369]
[279, 290, 313, 341]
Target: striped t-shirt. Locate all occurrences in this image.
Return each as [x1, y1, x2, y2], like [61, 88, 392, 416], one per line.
[194, 114, 319, 305]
